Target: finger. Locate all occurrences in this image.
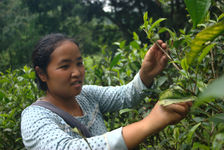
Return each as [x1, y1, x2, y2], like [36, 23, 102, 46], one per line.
[186, 101, 193, 107]
[160, 55, 168, 67]
[175, 102, 191, 112]
[161, 43, 167, 50]
[178, 102, 193, 110]
[155, 40, 164, 51]
[165, 103, 189, 116]
[157, 40, 163, 46]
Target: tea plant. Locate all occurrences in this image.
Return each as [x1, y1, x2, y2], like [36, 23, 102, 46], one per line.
[0, 0, 223, 149]
[0, 66, 43, 150]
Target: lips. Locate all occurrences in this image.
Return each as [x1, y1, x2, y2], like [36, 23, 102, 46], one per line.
[71, 80, 82, 88]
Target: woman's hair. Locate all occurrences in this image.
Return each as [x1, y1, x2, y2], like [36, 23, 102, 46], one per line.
[32, 33, 79, 91]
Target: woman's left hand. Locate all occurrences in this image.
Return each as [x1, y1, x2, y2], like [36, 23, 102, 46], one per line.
[139, 40, 168, 87]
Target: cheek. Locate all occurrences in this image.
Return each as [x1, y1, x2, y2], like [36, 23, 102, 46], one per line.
[80, 67, 85, 78]
[48, 71, 70, 85]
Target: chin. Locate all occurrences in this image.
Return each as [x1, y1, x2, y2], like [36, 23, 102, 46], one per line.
[73, 88, 82, 96]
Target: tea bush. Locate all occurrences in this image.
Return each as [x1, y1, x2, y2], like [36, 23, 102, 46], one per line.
[0, 66, 43, 149]
[0, 0, 224, 149]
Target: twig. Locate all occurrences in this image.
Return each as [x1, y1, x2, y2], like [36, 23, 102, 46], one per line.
[154, 41, 181, 71]
[210, 49, 216, 78]
[73, 128, 93, 150]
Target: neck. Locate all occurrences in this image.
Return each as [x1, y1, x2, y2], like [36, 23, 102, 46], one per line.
[43, 91, 83, 116]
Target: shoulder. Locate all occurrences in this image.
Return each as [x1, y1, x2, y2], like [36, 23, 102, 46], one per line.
[21, 104, 63, 128]
[21, 104, 55, 118]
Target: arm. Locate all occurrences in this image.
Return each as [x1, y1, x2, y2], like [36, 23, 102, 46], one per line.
[122, 40, 192, 148]
[122, 101, 192, 149]
[87, 40, 168, 113]
[83, 73, 149, 114]
[21, 106, 128, 150]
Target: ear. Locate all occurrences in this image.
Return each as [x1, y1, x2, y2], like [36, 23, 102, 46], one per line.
[35, 66, 47, 82]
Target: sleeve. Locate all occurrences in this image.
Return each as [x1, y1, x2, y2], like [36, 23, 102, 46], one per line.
[21, 106, 128, 150]
[83, 72, 151, 113]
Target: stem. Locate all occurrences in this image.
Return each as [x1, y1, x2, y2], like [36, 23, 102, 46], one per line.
[178, 84, 196, 96]
[210, 49, 216, 78]
[207, 102, 223, 113]
[154, 41, 181, 71]
[73, 128, 93, 150]
[154, 40, 199, 96]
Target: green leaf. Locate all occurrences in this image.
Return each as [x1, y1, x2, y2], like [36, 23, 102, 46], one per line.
[130, 41, 140, 49]
[186, 20, 224, 65]
[23, 65, 30, 73]
[133, 32, 139, 41]
[192, 142, 210, 150]
[147, 18, 166, 39]
[184, 0, 211, 28]
[158, 27, 176, 39]
[119, 108, 138, 115]
[157, 76, 168, 87]
[159, 86, 188, 100]
[110, 54, 121, 69]
[143, 12, 148, 23]
[158, 97, 195, 106]
[209, 113, 224, 124]
[150, 18, 166, 30]
[181, 58, 189, 72]
[217, 13, 224, 21]
[198, 43, 216, 64]
[195, 75, 224, 107]
[0, 90, 5, 99]
[72, 127, 81, 135]
[212, 133, 224, 150]
[199, 75, 224, 99]
[186, 122, 201, 143]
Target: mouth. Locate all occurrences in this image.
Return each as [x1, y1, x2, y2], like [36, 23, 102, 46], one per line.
[71, 80, 82, 88]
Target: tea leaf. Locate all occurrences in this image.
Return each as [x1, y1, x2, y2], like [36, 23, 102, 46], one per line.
[186, 20, 224, 65]
[186, 122, 201, 143]
[184, 0, 211, 28]
[209, 113, 224, 124]
[110, 54, 121, 69]
[198, 43, 216, 64]
[199, 75, 224, 99]
[158, 97, 195, 106]
[194, 75, 224, 107]
[119, 108, 138, 115]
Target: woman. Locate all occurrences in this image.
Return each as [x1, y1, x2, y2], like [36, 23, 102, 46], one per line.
[21, 33, 192, 150]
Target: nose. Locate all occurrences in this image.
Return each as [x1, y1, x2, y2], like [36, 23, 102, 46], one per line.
[71, 66, 81, 78]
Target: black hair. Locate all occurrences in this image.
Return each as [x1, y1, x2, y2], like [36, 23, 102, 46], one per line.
[32, 33, 79, 91]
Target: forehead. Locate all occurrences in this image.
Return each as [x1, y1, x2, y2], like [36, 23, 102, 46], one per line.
[50, 41, 81, 62]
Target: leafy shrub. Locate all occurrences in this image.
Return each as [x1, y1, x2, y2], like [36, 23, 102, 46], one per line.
[0, 0, 223, 149]
[0, 66, 43, 150]
[84, 1, 224, 148]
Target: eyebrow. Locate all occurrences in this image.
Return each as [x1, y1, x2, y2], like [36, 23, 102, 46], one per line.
[58, 57, 83, 65]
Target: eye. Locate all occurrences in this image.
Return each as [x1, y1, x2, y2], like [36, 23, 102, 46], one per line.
[77, 61, 83, 66]
[60, 65, 69, 69]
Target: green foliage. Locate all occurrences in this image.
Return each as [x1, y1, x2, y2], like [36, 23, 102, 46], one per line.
[0, 66, 43, 150]
[184, 0, 211, 28]
[85, 8, 224, 149]
[186, 20, 224, 65]
[0, 1, 224, 150]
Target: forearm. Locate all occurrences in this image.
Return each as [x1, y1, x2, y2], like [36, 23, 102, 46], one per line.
[139, 70, 154, 88]
[122, 114, 167, 149]
[122, 102, 192, 149]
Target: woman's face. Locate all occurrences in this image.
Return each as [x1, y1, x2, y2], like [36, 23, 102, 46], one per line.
[44, 40, 85, 99]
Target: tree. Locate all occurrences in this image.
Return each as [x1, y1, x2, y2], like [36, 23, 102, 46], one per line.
[84, 0, 190, 41]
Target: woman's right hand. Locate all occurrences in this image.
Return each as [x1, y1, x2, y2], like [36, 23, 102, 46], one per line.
[145, 101, 192, 130]
[122, 101, 192, 149]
